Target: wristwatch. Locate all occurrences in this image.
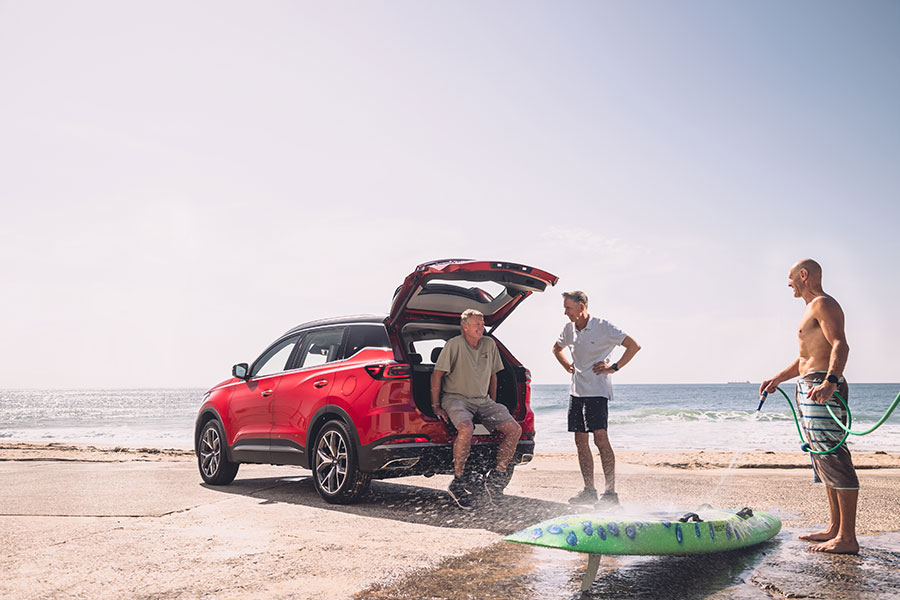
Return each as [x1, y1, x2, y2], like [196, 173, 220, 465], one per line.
[611, 362, 619, 371]
[826, 374, 840, 384]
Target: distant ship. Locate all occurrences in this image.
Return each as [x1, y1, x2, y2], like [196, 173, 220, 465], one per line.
[727, 380, 751, 384]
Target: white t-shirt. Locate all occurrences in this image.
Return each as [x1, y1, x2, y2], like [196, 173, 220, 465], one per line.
[557, 317, 627, 399]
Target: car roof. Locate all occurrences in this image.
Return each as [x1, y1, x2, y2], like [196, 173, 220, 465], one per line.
[283, 314, 387, 337]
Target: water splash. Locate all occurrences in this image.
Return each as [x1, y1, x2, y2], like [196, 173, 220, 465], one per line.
[704, 412, 764, 505]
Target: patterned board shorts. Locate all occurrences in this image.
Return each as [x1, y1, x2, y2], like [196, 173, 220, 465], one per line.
[797, 372, 859, 490]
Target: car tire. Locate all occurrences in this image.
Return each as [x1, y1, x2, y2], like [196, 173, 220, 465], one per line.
[197, 419, 239, 485]
[312, 420, 371, 504]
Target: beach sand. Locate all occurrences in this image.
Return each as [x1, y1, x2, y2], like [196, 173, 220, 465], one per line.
[2, 442, 899, 599]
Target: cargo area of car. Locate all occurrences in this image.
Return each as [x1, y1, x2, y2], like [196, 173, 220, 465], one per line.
[400, 323, 521, 421]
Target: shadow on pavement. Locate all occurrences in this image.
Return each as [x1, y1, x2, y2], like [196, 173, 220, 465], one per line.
[202, 473, 572, 535]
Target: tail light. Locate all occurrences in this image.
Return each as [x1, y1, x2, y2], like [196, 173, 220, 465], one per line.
[364, 363, 411, 380]
[524, 368, 532, 383]
[383, 436, 430, 444]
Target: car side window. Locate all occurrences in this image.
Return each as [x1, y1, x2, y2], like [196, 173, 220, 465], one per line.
[251, 335, 301, 378]
[298, 328, 346, 368]
[343, 325, 390, 359]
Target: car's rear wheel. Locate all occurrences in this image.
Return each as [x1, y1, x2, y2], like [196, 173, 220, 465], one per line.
[198, 420, 239, 485]
[312, 421, 371, 504]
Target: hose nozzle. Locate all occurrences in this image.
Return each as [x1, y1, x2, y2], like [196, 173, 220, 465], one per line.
[757, 391, 768, 412]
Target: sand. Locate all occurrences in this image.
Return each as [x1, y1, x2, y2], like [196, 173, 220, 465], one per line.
[1, 442, 899, 599]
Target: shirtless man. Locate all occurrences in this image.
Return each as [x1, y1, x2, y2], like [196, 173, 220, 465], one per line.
[761, 259, 859, 554]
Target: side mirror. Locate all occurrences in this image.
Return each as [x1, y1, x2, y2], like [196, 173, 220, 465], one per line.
[232, 363, 249, 380]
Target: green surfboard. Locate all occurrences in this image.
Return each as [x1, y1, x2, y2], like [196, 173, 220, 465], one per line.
[505, 507, 781, 556]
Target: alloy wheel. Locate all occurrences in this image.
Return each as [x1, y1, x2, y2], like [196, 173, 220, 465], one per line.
[200, 425, 221, 478]
[315, 429, 348, 494]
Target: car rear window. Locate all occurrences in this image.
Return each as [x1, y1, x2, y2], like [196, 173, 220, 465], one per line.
[298, 328, 346, 368]
[343, 325, 389, 359]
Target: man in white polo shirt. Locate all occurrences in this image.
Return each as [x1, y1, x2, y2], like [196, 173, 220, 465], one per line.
[552, 290, 641, 507]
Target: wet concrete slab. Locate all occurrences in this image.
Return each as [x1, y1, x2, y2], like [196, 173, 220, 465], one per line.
[751, 531, 900, 600]
[4, 446, 898, 599]
[356, 530, 900, 600]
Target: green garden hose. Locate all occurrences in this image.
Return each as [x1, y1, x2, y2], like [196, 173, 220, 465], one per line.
[822, 389, 900, 436]
[757, 386, 900, 455]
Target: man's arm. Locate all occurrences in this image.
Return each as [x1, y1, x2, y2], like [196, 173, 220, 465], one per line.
[760, 359, 800, 395]
[809, 297, 850, 404]
[431, 370, 449, 422]
[489, 372, 498, 402]
[552, 342, 575, 374]
[592, 336, 641, 374]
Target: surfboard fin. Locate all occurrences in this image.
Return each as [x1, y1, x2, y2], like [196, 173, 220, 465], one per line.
[581, 554, 602, 592]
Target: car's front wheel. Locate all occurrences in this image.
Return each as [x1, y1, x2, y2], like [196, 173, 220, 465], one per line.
[197, 420, 239, 485]
[312, 421, 371, 504]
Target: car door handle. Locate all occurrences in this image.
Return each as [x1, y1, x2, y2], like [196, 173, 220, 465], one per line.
[313, 379, 329, 388]
[261, 389, 274, 397]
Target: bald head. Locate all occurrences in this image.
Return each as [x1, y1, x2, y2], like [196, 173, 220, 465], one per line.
[788, 258, 825, 299]
[792, 258, 823, 283]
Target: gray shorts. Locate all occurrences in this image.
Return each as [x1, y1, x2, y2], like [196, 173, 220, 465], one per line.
[441, 394, 515, 431]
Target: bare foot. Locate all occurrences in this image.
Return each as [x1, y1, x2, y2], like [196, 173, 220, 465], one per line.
[798, 530, 837, 542]
[808, 538, 860, 554]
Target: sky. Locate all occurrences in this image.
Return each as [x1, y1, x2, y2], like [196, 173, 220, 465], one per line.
[1, 1, 898, 388]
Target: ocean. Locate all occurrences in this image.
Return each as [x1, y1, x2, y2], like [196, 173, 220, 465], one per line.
[532, 383, 900, 453]
[1, 384, 898, 454]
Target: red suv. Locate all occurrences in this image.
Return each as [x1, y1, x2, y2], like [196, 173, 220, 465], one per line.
[195, 259, 558, 504]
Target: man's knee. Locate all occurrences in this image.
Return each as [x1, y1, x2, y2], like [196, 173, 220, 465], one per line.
[455, 420, 475, 436]
[499, 420, 522, 438]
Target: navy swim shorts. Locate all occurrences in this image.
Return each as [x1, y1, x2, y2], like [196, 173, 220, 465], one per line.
[567, 395, 609, 433]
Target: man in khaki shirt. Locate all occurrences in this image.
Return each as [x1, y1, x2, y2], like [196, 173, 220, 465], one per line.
[431, 309, 522, 508]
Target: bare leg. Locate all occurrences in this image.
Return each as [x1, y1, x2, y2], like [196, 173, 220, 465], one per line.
[495, 420, 522, 472]
[799, 486, 840, 542]
[809, 489, 859, 554]
[593, 429, 615, 494]
[574, 432, 595, 490]
[453, 421, 474, 477]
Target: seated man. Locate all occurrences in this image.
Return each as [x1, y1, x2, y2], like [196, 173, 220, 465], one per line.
[431, 309, 522, 508]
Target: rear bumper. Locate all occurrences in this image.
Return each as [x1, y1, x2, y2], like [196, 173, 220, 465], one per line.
[359, 439, 535, 479]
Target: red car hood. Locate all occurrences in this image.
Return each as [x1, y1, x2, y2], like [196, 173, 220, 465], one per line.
[387, 259, 558, 330]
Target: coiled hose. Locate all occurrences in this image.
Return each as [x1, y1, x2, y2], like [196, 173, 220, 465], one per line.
[758, 386, 900, 455]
